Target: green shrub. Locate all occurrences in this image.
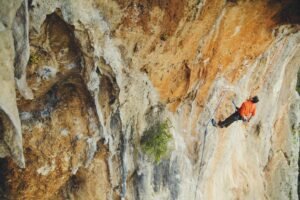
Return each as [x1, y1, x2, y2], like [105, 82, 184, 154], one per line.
[141, 120, 173, 163]
[28, 53, 40, 65]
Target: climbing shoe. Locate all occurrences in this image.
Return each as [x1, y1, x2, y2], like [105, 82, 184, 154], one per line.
[217, 121, 225, 128]
[211, 119, 217, 127]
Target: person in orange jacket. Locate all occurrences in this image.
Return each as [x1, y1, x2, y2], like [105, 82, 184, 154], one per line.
[212, 96, 259, 128]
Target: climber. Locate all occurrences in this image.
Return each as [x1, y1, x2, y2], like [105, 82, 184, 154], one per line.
[212, 96, 259, 128]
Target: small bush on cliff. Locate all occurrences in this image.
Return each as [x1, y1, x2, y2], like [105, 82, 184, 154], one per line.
[141, 120, 173, 163]
[28, 53, 40, 65]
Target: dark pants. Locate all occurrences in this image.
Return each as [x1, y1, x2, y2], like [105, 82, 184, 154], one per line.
[218, 111, 242, 128]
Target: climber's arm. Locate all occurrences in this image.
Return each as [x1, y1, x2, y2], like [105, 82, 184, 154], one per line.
[247, 107, 256, 122]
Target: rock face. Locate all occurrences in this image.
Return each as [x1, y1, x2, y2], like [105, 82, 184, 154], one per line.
[0, 0, 26, 169]
[0, 0, 299, 200]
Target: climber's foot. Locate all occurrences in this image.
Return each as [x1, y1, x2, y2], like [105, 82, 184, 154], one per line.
[217, 122, 224, 128]
[211, 119, 217, 127]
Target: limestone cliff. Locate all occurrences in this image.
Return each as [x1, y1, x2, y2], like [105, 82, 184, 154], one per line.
[0, 0, 299, 200]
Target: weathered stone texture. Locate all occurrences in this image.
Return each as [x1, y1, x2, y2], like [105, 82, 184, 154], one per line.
[0, 0, 299, 200]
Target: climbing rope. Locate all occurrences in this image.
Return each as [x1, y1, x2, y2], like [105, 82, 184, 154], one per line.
[193, 89, 229, 200]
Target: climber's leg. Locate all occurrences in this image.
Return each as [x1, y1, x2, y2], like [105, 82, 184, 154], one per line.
[218, 111, 241, 128]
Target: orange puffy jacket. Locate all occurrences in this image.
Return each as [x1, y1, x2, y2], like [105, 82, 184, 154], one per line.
[238, 100, 256, 119]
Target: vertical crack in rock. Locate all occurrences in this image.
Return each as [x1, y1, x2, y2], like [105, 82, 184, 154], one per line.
[120, 126, 129, 199]
[108, 111, 122, 198]
[153, 158, 181, 200]
[13, 0, 33, 99]
[0, 158, 9, 200]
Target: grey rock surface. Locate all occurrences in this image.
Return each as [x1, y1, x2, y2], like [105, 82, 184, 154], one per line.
[0, 0, 25, 168]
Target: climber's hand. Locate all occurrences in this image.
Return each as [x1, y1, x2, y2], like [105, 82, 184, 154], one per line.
[247, 116, 252, 122]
